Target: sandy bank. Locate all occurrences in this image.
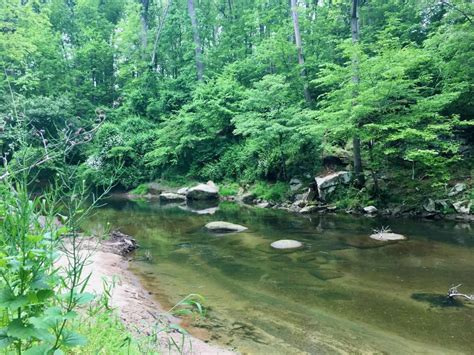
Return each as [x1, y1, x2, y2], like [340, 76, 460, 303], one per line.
[61, 238, 235, 354]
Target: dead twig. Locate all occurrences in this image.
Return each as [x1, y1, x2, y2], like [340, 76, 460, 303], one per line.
[447, 284, 474, 301]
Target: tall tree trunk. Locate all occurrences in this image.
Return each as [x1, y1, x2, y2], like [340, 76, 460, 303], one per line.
[188, 0, 204, 81]
[140, 0, 150, 52]
[291, 0, 312, 104]
[351, 0, 364, 187]
[151, 0, 172, 68]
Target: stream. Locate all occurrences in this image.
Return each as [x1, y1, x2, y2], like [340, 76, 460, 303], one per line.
[84, 196, 474, 354]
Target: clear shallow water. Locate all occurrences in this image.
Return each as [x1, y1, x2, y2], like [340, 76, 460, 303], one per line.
[85, 197, 474, 354]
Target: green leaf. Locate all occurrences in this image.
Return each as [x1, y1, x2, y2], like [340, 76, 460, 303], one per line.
[24, 344, 53, 355]
[27, 234, 43, 243]
[74, 292, 95, 305]
[6, 319, 37, 339]
[0, 289, 29, 309]
[36, 289, 55, 302]
[0, 328, 15, 348]
[61, 330, 87, 347]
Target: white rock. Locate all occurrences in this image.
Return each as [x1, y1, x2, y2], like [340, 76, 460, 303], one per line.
[452, 200, 472, 214]
[423, 198, 436, 213]
[177, 187, 189, 195]
[204, 221, 247, 232]
[271, 239, 303, 249]
[363, 206, 378, 214]
[448, 183, 466, 197]
[315, 171, 352, 200]
[159, 192, 186, 202]
[186, 183, 219, 200]
[369, 232, 406, 241]
[206, 180, 219, 191]
[256, 202, 270, 208]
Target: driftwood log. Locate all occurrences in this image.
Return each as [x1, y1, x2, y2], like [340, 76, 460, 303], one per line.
[447, 284, 473, 301]
[103, 230, 139, 256]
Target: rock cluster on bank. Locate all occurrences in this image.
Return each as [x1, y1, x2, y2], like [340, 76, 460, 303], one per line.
[127, 174, 473, 221]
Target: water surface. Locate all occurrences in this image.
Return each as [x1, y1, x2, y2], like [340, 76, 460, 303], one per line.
[85, 197, 474, 354]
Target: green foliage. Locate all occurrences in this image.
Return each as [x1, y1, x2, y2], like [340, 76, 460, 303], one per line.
[219, 182, 240, 197]
[81, 117, 158, 188]
[168, 294, 206, 319]
[70, 312, 138, 354]
[1, 0, 473, 205]
[130, 183, 149, 195]
[251, 181, 289, 203]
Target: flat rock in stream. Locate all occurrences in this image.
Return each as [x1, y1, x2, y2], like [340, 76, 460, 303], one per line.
[270, 239, 303, 249]
[369, 232, 406, 241]
[204, 221, 248, 233]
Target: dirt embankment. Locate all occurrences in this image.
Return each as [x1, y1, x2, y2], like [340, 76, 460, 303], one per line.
[60, 235, 235, 354]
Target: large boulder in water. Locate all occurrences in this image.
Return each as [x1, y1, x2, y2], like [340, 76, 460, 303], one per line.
[177, 187, 189, 195]
[315, 171, 352, 201]
[205, 221, 247, 233]
[271, 239, 303, 249]
[186, 181, 219, 200]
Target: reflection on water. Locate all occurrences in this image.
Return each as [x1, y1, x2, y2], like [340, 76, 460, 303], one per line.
[84, 197, 474, 354]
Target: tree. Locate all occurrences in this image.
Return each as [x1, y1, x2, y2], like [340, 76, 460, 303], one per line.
[291, 0, 312, 104]
[351, 0, 364, 186]
[187, 0, 204, 81]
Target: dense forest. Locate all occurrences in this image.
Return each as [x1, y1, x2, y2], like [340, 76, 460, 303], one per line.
[0, 1, 473, 353]
[1, 0, 473, 205]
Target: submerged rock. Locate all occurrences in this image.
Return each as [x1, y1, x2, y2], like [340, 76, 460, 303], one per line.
[205, 221, 248, 233]
[369, 232, 406, 241]
[186, 182, 219, 200]
[159, 192, 186, 202]
[309, 269, 344, 281]
[270, 239, 303, 249]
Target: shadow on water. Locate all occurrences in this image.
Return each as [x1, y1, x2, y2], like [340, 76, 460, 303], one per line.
[411, 293, 465, 308]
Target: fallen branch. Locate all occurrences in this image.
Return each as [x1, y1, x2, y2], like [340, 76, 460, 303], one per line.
[447, 284, 474, 301]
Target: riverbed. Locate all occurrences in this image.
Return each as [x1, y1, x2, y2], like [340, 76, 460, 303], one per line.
[84, 197, 474, 354]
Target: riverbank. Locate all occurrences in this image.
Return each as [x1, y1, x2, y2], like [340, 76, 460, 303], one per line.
[64, 237, 235, 354]
[123, 177, 474, 223]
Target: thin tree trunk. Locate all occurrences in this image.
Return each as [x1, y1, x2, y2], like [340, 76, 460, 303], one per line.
[351, 0, 364, 187]
[151, 0, 172, 67]
[140, 0, 150, 52]
[291, 0, 312, 104]
[188, 0, 204, 81]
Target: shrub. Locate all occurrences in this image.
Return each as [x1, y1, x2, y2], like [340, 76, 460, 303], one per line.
[219, 182, 240, 196]
[251, 181, 289, 202]
[130, 183, 149, 195]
